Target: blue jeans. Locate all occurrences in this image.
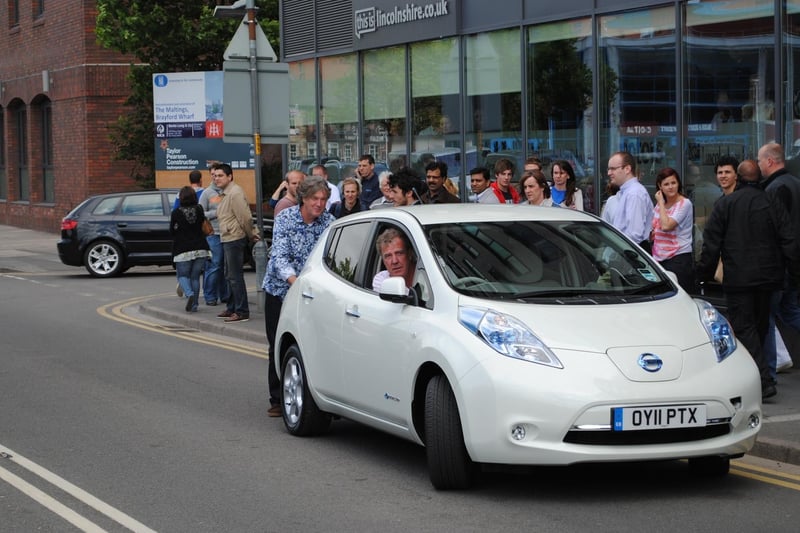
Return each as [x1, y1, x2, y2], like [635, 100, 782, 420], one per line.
[176, 258, 205, 310]
[223, 238, 249, 316]
[203, 234, 229, 304]
[763, 288, 800, 381]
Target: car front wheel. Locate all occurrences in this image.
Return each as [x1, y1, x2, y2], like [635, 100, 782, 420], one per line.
[424, 374, 476, 490]
[84, 240, 124, 277]
[281, 345, 331, 436]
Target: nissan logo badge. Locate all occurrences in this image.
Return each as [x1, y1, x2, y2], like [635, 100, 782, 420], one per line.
[638, 353, 663, 372]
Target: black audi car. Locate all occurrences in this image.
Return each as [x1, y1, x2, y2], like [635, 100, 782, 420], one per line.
[58, 189, 181, 277]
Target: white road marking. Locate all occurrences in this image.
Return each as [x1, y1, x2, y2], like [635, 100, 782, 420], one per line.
[0, 444, 157, 532]
[0, 464, 107, 532]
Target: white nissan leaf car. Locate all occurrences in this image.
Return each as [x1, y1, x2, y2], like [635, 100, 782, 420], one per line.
[274, 205, 761, 490]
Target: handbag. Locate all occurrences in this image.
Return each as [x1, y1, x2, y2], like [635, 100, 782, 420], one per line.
[201, 218, 214, 236]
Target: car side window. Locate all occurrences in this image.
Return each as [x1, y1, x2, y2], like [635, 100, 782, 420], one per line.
[92, 197, 121, 215]
[120, 194, 165, 216]
[324, 222, 372, 285]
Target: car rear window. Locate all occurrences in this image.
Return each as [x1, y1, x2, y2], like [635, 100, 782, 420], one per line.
[92, 197, 121, 215]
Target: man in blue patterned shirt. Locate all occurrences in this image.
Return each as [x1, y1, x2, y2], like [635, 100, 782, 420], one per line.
[262, 175, 335, 417]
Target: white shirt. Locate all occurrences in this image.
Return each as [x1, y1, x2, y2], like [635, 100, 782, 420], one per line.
[326, 181, 341, 210]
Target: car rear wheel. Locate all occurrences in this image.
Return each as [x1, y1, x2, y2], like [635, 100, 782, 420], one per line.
[84, 240, 124, 277]
[281, 345, 331, 436]
[424, 374, 476, 490]
[688, 455, 730, 477]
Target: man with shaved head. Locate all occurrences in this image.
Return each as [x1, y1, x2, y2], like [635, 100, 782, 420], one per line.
[758, 143, 800, 380]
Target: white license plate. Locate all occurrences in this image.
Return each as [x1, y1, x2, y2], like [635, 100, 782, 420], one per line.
[612, 404, 706, 431]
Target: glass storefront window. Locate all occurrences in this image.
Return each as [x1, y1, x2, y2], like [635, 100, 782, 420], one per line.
[785, 1, 800, 172]
[363, 46, 407, 175]
[528, 19, 595, 212]
[685, 0, 775, 241]
[288, 59, 317, 173]
[466, 29, 521, 185]
[320, 55, 359, 181]
[410, 38, 463, 195]
[599, 6, 677, 212]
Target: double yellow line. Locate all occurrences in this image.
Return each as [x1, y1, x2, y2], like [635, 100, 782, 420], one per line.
[97, 294, 268, 359]
[731, 459, 800, 491]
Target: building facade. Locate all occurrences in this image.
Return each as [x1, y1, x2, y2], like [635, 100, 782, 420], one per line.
[0, 1, 136, 231]
[280, 0, 800, 223]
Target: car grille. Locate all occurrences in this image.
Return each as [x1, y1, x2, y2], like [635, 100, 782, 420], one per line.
[563, 423, 730, 445]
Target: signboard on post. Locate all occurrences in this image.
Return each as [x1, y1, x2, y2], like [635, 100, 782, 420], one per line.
[152, 71, 256, 198]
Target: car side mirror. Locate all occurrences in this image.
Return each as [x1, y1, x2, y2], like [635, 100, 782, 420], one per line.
[379, 276, 416, 305]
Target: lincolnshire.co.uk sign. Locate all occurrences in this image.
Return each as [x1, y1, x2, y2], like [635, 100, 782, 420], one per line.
[353, 0, 457, 49]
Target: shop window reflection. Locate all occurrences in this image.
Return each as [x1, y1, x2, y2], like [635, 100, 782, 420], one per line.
[363, 46, 407, 174]
[528, 19, 598, 212]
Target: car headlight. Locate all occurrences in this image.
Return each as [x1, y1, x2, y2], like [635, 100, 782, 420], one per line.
[459, 306, 563, 368]
[694, 299, 736, 362]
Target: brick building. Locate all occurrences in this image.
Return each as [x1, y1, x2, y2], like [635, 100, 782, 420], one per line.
[0, 1, 137, 232]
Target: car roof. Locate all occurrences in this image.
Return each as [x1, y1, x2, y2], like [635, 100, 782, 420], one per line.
[337, 204, 600, 227]
[87, 189, 179, 200]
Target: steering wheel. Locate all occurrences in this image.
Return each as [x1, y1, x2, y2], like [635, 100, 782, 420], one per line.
[452, 276, 486, 289]
[609, 267, 635, 287]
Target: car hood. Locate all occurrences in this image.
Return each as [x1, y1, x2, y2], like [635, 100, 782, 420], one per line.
[460, 294, 710, 354]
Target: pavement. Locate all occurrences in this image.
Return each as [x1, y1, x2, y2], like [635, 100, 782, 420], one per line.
[1, 224, 799, 466]
[136, 291, 800, 466]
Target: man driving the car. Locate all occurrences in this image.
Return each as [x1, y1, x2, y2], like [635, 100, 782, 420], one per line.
[372, 228, 417, 292]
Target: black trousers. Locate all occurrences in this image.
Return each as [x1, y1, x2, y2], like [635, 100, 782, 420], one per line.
[659, 252, 695, 293]
[264, 291, 283, 407]
[725, 288, 774, 387]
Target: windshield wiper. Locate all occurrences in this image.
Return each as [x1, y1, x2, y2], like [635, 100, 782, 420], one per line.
[622, 280, 675, 296]
[514, 288, 612, 300]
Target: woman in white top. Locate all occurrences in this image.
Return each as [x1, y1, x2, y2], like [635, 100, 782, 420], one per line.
[651, 167, 694, 292]
[519, 170, 555, 207]
[550, 159, 584, 210]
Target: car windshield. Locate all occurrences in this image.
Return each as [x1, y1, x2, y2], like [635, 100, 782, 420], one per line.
[426, 220, 676, 303]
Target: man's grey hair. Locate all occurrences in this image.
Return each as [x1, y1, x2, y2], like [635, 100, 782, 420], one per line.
[297, 175, 331, 203]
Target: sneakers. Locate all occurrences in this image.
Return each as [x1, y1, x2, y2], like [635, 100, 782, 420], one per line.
[267, 405, 282, 418]
[185, 294, 197, 313]
[176, 283, 184, 297]
[206, 300, 218, 306]
[777, 360, 793, 373]
[216, 310, 234, 319]
[224, 313, 249, 323]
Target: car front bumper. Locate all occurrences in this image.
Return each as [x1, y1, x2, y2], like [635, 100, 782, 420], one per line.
[454, 344, 761, 466]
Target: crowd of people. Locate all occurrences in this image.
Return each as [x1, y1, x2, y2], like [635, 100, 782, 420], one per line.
[170, 143, 800, 413]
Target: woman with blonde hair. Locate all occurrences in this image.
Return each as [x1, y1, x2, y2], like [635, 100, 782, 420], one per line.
[330, 176, 363, 218]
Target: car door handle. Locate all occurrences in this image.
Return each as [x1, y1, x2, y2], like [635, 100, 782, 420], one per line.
[345, 305, 360, 318]
[116, 222, 128, 228]
[301, 290, 314, 300]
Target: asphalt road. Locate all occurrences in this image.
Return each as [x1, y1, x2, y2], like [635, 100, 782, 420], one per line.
[0, 227, 799, 532]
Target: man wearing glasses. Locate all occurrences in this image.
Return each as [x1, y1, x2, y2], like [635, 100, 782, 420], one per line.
[606, 151, 653, 252]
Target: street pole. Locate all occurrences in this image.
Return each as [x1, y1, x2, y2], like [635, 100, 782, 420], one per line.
[245, 0, 263, 236]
